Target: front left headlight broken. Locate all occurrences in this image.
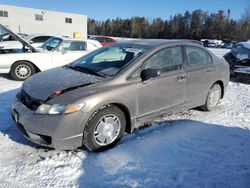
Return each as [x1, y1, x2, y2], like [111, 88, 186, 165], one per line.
[35, 103, 85, 115]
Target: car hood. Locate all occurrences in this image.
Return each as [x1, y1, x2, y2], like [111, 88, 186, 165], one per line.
[0, 24, 37, 52]
[22, 66, 105, 101]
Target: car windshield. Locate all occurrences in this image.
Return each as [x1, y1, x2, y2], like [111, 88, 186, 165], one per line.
[69, 44, 148, 77]
[41, 37, 62, 51]
[0, 33, 15, 41]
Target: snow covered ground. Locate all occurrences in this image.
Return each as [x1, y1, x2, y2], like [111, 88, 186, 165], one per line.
[0, 75, 250, 188]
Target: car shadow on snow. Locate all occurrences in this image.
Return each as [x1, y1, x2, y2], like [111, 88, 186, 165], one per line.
[0, 88, 36, 148]
[0, 74, 15, 81]
[78, 120, 250, 188]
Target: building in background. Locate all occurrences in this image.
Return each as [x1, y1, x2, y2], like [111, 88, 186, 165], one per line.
[0, 4, 87, 38]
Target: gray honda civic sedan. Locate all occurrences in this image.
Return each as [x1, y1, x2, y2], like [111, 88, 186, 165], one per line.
[12, 40, 229, 151]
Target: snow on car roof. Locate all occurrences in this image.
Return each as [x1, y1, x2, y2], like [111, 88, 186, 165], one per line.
[238, 41, 250, 49]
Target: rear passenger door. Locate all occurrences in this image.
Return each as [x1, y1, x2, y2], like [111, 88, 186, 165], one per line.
[184, 46, 215, 107]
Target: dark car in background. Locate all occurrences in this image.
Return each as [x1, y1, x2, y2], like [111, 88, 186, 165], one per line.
[12, 39, 229, 151]
[224, 40, 250, 75]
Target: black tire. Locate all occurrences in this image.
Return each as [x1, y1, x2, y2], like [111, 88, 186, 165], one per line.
[10, 61, 36, 81]
[201, 83, 222, 111]
[83, 105, 126, 151]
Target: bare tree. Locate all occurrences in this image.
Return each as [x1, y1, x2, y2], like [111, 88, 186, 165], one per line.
[241, 5, 250, 40]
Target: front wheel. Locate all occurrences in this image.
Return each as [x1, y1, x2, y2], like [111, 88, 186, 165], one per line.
[10, 61, 36, 81]
[201, 84, 222, 111]
[83, 105, 126, 151]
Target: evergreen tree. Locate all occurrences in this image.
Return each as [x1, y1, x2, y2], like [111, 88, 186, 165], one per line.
[87, 8, 250, 41]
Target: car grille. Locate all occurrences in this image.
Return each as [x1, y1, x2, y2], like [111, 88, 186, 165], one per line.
[18, 90, 42, 111]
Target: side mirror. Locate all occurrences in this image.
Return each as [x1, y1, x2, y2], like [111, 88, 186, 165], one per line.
[29, 40, 34, 44]
[140, 68, 160, 81]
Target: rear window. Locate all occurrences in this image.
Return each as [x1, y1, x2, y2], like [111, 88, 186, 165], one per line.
[31, 36, 50, 43]
[105, 38, 114, 42]
[95, 37, 105, 43]
[185, 46, 212, 67]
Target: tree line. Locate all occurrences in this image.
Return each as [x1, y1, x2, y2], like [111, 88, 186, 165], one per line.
[88, 8, 250, 42]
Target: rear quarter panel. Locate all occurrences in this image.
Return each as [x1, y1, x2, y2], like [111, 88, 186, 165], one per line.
[213, 55, 230, 93]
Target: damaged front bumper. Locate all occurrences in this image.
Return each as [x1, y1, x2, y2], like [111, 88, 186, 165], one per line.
[234, 66, 250, 75]
[224, 52, 250, 75]
[11, 96, 90, 150]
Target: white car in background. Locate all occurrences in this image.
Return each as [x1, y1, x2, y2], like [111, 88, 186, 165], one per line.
[0, 34, 53, 49]
[0, 24, 102, 80]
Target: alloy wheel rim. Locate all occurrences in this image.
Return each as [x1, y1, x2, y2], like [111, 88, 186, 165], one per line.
[15, 64, 31, 79]
[94, 114, 121, 146]
[208, 87, 220, 108]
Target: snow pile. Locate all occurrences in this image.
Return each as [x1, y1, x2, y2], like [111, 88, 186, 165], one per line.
[0, 77, 86, 187]
[240, 41, 250, 49]
[0, 76, 250, 187]
[79, 120, 250, 187]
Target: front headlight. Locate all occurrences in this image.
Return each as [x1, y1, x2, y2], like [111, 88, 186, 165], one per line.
[35, 103, 85, 115]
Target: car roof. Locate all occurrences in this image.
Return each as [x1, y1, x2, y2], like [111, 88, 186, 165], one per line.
[93, 36, 114, 38]
[24, 34, 53, 40]
[60, 38, 100, 43]
[53, 37, 102, 46]
[51, 36, 87, 41]
[117, 39, 201, 48]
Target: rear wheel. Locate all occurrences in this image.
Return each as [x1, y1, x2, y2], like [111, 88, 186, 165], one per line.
[201, 83, 222, 111]
[10, 61, 36, 81]
[83, 105, 126, 151]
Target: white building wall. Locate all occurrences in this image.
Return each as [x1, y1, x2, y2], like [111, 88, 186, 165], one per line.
[0, 4, 87, 38]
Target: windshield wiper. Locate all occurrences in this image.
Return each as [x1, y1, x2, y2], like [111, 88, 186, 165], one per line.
[67, 65, 106, 77]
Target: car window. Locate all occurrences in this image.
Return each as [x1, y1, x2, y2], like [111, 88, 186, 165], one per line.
[0, 33, 15, 41]
[70, 45, 147, 76]
[105, 38, 113, 42]
[130, 46, 183, 79]
[62, 41, 86, 51]
[31, 36, 50, 43]
[41, 37, 62, 51]
[95, 37, 105, 43]
[186, 46, 212, 68]
[92, 48, 126, 63]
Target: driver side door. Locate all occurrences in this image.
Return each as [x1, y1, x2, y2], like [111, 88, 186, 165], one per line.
[132, 46, 187, 119]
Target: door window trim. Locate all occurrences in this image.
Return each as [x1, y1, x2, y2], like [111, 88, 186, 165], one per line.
[127, 45, 185, 80]
[183, 45, 214, 71]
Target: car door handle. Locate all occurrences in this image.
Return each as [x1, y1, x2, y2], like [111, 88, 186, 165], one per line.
[176, 75, 187, 81]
